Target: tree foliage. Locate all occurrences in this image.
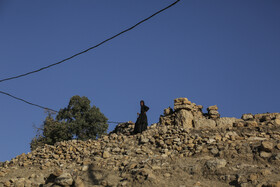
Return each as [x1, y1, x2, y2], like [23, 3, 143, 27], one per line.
[30, 96, 108, 151]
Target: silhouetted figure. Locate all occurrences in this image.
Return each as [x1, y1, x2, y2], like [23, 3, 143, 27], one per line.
[134, 100, 149, 134]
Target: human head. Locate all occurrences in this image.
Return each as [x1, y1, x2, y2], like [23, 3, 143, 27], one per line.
[140, 100, 145, 106]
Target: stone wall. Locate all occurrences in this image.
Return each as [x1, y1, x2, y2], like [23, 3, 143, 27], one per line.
[159, 97, 280, 130]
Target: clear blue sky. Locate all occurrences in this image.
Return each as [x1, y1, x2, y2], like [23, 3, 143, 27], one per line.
[0, 0, 279, 162]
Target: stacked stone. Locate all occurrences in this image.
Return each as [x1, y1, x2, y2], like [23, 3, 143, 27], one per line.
[207, 105, 220, 119]
[174, 98, 192, 111]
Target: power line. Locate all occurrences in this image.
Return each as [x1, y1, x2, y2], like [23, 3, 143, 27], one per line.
[0, 1, 180, 124]
[0, 0, 180, 83]
[0, 90, 124, 124]
[0, 90, 58, 113]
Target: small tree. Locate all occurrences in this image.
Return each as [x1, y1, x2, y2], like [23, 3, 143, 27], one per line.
[30, 95, 108, 150]
[56, 95, 108, 140]
[30, 117, 72, 150]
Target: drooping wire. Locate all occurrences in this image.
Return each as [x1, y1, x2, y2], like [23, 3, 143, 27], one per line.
[0, 90, 124, 124]
[0, 1, 180, 124]
[0, 0, 181, 83]
[0, 90, 58, 113]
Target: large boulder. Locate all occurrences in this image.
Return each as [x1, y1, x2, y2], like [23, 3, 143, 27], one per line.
[175, 109, 194, 129]
[194, 118, 216, 129]
[216, 117, 240, 129]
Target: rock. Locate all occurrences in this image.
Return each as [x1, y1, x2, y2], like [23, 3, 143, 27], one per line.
[140, 168, 157, 181]
[247, 137, 267, 141]
[164, 107, 173, 115]
[210, 147, 219, 155]
[55, 173, 73, 186]
[245, 121, 258, 127]
[261, 141, 274, 152]
[261, 169, 271, 176]
[193, 182, 201, 187]
[216, 117, 239, 129]
[207, 105, 218, 111]
[110, 122, 134, 135]
[241, 113, 254, 121]
[98, 172, 120, 186]
[74, 176, 85, 187]
[150, 123, 157, 129]
[112, 147, 121, 153]
[175, 109, 194, 129]
[52, 154, 59, 159]
[140, 136, 149, 144]
[174, 98, 193, 111]
[209, 110, 219, 115]
[29, 174, 45, 184]
[53, 168, 63, 177]
[205, 159, 227, 171]
[82, 165, 89, 171]
[194, 118, 216, 129]
[160, 115, 174, 126]
[174, 98, 191, 105]
[274, 119, 280, 125]
[249, 174, 258, 181]
[2, 181, 11, 187]
[103, 151, 111, 159]
[260, 151, 272, 158]
[14, 178, 25, 187]
[174, 104, 192, 111]
[206, 105, 220, 119]
[164, 173, 171, 177]
[0, 172, 5, 177]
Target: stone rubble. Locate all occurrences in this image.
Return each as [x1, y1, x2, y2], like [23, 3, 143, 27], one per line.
[0, 97, 280, 187]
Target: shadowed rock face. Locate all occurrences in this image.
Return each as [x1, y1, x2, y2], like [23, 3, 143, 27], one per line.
[1, 98, 280, 187]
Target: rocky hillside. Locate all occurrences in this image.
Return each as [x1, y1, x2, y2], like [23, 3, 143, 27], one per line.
[1, 98, 280, 187]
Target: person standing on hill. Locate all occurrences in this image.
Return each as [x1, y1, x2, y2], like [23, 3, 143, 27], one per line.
[134, 100, 149, 134]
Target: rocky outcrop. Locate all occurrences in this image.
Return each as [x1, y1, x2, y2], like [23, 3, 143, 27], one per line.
[0, 98, 280, 187]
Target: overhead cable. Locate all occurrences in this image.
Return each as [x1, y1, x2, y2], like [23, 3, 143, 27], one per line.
[0, 0, 181, 83]
[0, 90, 58, 113]
[0, 90, 124, 124]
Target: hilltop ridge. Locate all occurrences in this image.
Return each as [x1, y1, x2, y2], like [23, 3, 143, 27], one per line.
[1, 98, 280, 187]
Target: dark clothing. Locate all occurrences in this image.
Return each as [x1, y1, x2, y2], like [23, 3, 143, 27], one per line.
[134, 105, 149, 134]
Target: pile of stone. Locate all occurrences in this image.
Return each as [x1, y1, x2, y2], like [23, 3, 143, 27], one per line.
[109, 121, 135, 136]
[234, 113, 280, 128]
[207, 105, 220, 119]
[173, 98, 203, 115]
[1, 97, 280, 187]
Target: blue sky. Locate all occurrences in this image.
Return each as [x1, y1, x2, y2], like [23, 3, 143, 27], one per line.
[0, 0, 279, 162]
